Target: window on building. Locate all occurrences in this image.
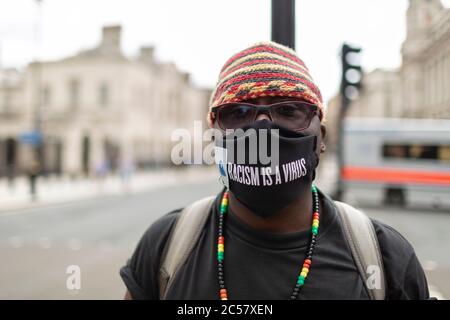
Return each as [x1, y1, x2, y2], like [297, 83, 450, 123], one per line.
[1, 90, 11, 112]
[99, 82, 109, 107]
[439, 146, 450, 162]
[68, 78, 80, 110]
[42, 85, 51, 107]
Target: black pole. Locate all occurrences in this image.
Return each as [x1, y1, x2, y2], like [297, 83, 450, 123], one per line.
[335, 43, 362, 201]
[271, 0, 296, 50]
[30, 0, 44, 201]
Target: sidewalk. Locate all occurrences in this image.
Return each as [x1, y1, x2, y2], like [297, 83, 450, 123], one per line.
[0, 154, 338, 214]
[0, 166, 217, 213]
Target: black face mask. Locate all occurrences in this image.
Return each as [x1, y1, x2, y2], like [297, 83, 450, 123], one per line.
[214, 120, 319, 218]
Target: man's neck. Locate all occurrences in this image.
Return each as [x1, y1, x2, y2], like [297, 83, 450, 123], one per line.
[228, 187, 313, 234]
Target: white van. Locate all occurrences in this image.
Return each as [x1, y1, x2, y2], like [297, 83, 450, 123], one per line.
[342, 118, 450, 210]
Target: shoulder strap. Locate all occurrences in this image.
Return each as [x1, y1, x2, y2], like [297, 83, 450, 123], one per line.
[158, 195, 216, 299]
[334, 201, 386, 300]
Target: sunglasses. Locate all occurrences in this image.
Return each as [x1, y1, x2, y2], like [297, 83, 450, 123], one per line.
[211, 101, 319, 131]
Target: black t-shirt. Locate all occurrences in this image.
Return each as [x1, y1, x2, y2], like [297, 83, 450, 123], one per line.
[120, 189, 430, 300]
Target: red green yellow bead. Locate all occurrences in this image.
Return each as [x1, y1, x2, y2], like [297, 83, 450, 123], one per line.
[220, 289, 228, 300]
[218, 252, 224, 262]
[217, 185, 320, 300]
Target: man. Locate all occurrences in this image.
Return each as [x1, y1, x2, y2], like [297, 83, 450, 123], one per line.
[120, 41, 429, 300]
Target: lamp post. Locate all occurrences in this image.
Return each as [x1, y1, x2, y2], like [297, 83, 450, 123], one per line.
[29, 0, 44, 201]
[271, 0, 296, 50]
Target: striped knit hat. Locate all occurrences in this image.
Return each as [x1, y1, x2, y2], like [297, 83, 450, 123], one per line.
[209, 41, 324, 121]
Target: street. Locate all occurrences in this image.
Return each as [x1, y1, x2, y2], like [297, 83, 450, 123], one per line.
[0, 0, 449, 304]
[0, 178, 223, 299]
[0, 176, 449, 299]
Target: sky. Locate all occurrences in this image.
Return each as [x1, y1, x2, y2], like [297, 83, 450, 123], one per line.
[0, 0, 449, 104]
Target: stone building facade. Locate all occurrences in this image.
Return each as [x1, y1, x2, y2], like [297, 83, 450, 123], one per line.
[0, 25, 211, 177]
[346, 0, 450, 119]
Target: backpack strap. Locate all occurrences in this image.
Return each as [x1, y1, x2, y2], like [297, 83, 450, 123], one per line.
[334, 201, 386, 300]
[157, 195, 386, 300]
[158, 195, 216, 299]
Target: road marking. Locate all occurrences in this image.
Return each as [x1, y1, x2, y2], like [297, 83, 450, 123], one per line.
[423, 261, 446, 299]
[38, 237, 52, 249]
[429, 285, 446, 300]
[0, 199, 98, 217]
[8, 236, 24, 248]
[68, 238, 82, 251]
[423, 260, 438, 271]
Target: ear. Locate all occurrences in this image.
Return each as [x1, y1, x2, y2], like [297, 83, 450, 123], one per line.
[207, 112, 215, 128]
[320, 124, 327, 153]
[320, 123, 327, 138]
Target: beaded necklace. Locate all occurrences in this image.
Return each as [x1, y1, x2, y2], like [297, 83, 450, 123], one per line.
[217, 185, 320, 300]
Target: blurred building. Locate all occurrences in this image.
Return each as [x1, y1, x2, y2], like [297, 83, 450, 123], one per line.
[0, 69, 27, 177]
[345, 0, 450, 119]
[0, 25, 211, 177]
[400, 0, 450, 118]
[347, 69, 402, 118]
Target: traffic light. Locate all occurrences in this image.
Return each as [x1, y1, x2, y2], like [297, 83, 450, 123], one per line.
[340, 43, 363, 105]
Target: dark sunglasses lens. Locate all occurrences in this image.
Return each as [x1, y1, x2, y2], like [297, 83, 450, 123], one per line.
[272, 102, 313, 130]
[218, 105, 255, 129]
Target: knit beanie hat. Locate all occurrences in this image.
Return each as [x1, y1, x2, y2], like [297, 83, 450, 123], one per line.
[209, 41, 324, 122]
